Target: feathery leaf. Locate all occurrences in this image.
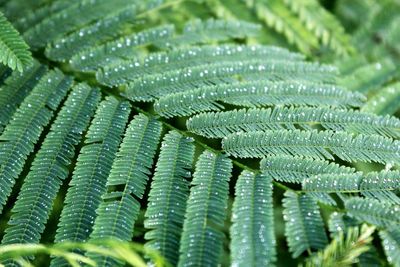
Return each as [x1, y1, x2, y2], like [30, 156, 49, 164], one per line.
[144, 131, 195, 266]
[178, 151, 232, 267]
[0, 70, 72, 213]
[86, 114, 162, 267]
[282, 191, 328, 257]
[230, 170, 276, 266]
[380, 227, 400, 267]
[223, 129, 400, 165]
[51, 97, 131, 267]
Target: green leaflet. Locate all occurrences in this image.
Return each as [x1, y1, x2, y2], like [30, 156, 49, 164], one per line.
[158, 18, 261, 49]
[345, 197, 400, 228]
[260, 155, 356, 184]
[178, 151, 232, 267]
[380, 228, 400, 267]
[0, 61, 47, 133]
[223, 129, 400, 165]
[86, 114, 162, 267]
[362, 82, 400, 116]
[23, 0, 141, 49]
[97, 44, 304, 87]
[125, 60, 338, 102]
[230, 170, 276, 266]
[0, 84, 100, 253]
[51, 97, 131, 267]
[0, 11, 32, 71]
[303, 225, 375, 267]
[70, 25, 175, 72]
[144, 131, 195, 266]
[45, 8, 138, 62]
[303, 170, 400, 204]
[0, 70, 72, 213]
[284, 0, 354, 56]
[282, 191, 328, 258]
[186, 107, 399, 139]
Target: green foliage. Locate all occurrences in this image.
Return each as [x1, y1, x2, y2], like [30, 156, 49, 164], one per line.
[144, 131, 195, 266]
[86, 114, 162, 266]
[178, 151, 232, 267]
[51, 97, 131, 267]
[230, 170, 276, 266]
[282, 191, 328, 257]
[0, 0, 400, 266]
[1, 84, 100, 266]
[303, 224, 375, 267]
[0, 11, 32, 71]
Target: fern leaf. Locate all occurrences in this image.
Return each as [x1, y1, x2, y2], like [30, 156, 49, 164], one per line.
[97, 44, 304, 87]
[283, 0, 354, 56]
[154, 81, 363, 118]
[303, 224, 375, 267]
[223, 129, 400, 165]
[0, 61, 47, 133]
[23, 0, 141, 49]
[328, 212, 359, 238]
[260, 155, 356, 184]
[1, 84, 100, 248]
[70, 25, 175, 72]
[282, 191, 328, 257]
[245, 0, 319, 55]
[362, 82, 400, 116]
[186, 107, 399, 139]
[338, 59, 397, 94]
[144, 131, 195, 266]
[345, 197, 400, 228]
[303, 170, 400, 204]
[230, 170, 276, 266]
[124, 60, 338, 102]
[0, 70, 72, 213]
[45, 8, 137, 62]
[380, 227, 400, 267]
[51, 97, 131, 267]
[178, 151, 232, 267]
[0, 11, 32, 71]
[86, 114, 162, 267]
[158, 18, 261, 49]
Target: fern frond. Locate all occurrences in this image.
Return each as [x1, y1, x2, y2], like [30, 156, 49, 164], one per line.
[186, 107, 399, 139]
[86, 114, 162, 267]
[223, 129, 400, 165]
[0, 61, 47, 133]
[0, 11, 32, 71]
[45, 8, 137, 62]
[260, 155, 356, 184]
[338, 59, 397, 94]
[154, 81, 363, 118]
[178, 151, 232, 267]
[245, 0, 319, 55]
[380, 227, 400, 267]
[97, 44, 304, 87]
[283, 0, 354, 56]
[345, 197, 400, 227]
[1, 84, 100, 249]
[70, 25, 175, 72]
[23, 0, 141, 49]
[362, 82, 400, 116]
[51, 97, 131, 267]
[124, 60, 338, 102]
[328, 212, 359, 237]
[230, 170, 276, 266]
[144, 131, 195, 266]
[303, 224, 375, 267]
[0, 70, 72, 213]
[158, 18, 261, 49]
[282, 191, 328, 257]
[304, 170, 400, 204]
